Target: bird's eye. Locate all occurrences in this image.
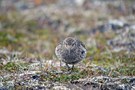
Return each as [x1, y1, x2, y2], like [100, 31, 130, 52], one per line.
[81, 51, 85, 54]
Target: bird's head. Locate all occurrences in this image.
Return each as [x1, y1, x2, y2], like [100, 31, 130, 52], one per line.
[63, 37, 76, 49]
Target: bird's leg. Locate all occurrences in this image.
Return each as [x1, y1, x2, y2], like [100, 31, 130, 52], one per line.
[59, 60, 62, 71]
[71, 64, 74, 71]
[66, 63, 71, 71]
[60, 60, 62, 67]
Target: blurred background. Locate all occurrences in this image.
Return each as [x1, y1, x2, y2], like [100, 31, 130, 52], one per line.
[0, 0, 135, 58]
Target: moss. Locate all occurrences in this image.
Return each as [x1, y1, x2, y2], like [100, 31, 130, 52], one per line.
[3, 62, 29, 73]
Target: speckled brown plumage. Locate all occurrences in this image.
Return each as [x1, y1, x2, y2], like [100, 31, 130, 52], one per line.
[55, 37, 87, 70]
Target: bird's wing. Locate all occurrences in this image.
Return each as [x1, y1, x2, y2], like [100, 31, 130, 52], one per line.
[76, 39, 86, 48]
[55, 44, 63, 58]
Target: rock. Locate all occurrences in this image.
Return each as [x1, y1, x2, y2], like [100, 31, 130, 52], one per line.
[71, 76, 135, 90]
[108, 28, 135, 52]
[32, 75, 40, 80]
[52, 85, 70, 90]
[0, 87, 8, 90]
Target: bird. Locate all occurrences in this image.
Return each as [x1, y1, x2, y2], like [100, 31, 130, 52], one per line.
[55, 37, 87, 71]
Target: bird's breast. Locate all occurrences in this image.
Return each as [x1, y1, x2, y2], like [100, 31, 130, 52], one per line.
[62, 49, 76, 60]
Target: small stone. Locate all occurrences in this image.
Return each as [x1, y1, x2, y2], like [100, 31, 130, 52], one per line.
[32, 75, 40, 80]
